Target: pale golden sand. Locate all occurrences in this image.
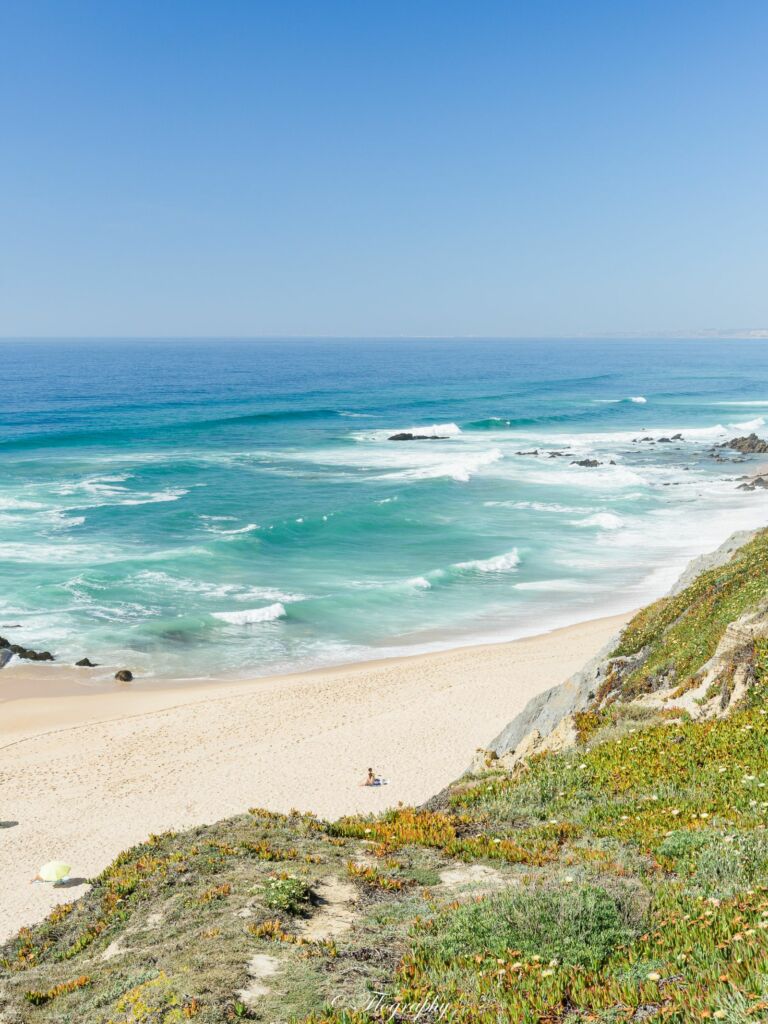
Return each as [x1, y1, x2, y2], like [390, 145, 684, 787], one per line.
[0, 612, 629, 941]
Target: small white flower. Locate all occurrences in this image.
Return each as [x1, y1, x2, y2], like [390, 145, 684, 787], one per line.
[646, 971, 661, 982]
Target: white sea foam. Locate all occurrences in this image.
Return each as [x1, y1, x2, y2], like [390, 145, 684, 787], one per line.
[132, 571, 303, 604]
[114, 487, 189, 506]
[353, 422, 462, 443]
[454, 549, 521, 573]
[0, 542, 118, 564]
[43, 511, 86, 530]
[593, 395, 646, 404]
[212, 603, 286, 625]
[729, 416, 766, 431]
[204, 522, 260, 536]
[407, 576, 432, 589]
[514, 578, 585, 591]
[398, 422, 462, 437]
[386, 447, 503, 483]
[571, 512, 625, 530]
[0, 498, 45, 511]
[485, 500, 596, 513]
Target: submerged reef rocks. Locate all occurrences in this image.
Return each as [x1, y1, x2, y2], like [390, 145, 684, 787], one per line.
[388, 431, 451, 440]
[0, 635, 102, 670]
[0, 636, 53, 663]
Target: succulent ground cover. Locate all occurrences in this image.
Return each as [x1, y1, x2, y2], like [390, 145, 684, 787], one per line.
[4, 533, 768, 1023]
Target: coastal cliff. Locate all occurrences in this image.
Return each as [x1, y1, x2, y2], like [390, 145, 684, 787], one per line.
[478, 527, 762, 771]
[4, 528, 768, 1023]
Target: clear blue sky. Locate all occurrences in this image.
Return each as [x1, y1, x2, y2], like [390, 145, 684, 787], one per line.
[1, 1, 767, 337]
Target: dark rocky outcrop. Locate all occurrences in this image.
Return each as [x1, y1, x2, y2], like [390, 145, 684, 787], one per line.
[76, 658, 98, 667]
[720, 433, 768, 454]
[115, 669, 133, 682]
[388, 432, 449, 441]
[738, 476, 768, 491]
[571, 458, 601, 468]
[0, 636, 54, 662]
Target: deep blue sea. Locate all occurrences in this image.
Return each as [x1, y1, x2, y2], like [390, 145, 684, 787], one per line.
[3, 338, 768, 680]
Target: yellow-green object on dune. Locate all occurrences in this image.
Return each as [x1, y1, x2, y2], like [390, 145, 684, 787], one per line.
[38, 861, 71, 882]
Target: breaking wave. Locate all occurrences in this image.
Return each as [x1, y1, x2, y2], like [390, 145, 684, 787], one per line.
[453, 549, 521, 573]
[212, 603, 287, 625]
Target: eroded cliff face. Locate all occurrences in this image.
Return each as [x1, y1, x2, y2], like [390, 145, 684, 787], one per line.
[474, 527, 767, 773]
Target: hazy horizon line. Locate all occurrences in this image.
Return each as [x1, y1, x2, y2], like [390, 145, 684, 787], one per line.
[1, 331, 768, 342]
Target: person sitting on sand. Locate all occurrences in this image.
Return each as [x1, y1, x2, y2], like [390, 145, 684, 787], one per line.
[363, 768, 376, 786]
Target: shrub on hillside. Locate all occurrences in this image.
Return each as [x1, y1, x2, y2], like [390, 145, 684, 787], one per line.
[420, 884, 637, 969]
[261, 875, 311, 914]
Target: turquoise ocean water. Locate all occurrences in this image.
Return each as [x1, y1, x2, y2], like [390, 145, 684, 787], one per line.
[3, 338, 768, 680]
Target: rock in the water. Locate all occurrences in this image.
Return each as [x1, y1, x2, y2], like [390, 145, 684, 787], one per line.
[388, 432, 448, 441]
[115, 669, 133, 682]
[737, 476, 768, 492]
[0, 636, 54, 661]
[76, 658, 98, 667]
[720, 433, 768, 454]
[571, 458, 601, 468]
[0, 649, 12, 669]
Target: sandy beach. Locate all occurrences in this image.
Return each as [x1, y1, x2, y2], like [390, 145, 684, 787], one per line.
[0, 612, 628, 941]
